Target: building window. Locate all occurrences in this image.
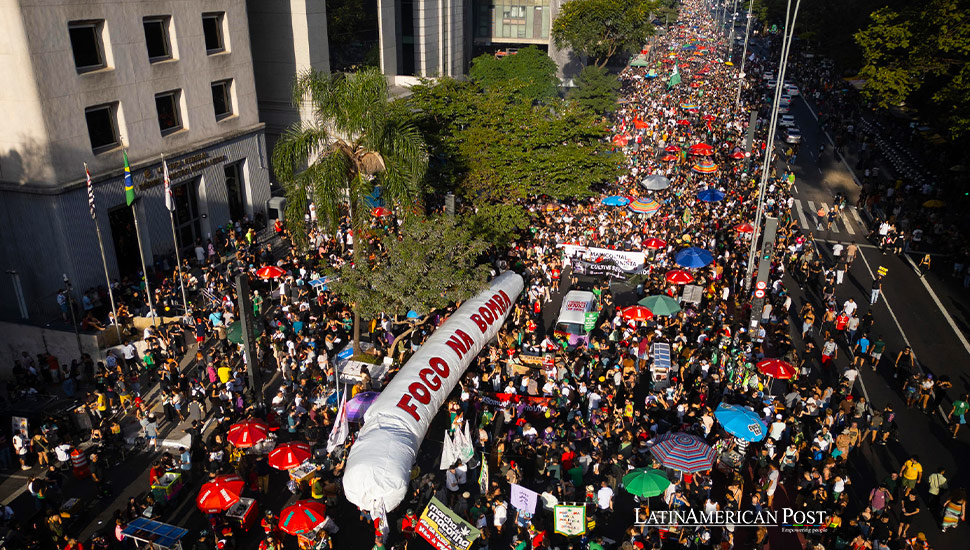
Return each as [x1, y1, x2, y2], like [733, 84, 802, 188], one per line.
[155, 90, 182, 135]
[172, 178, 203, 252]
[69, 20, 106, 73]
[143, 16, 172, 62]
[202, 13, 225, 53]
[85, 103, 120, 153]
[211, 80, 233, 120]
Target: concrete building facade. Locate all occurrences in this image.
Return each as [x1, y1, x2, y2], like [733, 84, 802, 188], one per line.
[0, 0, 270, 321]
[245, 0, 331, 170]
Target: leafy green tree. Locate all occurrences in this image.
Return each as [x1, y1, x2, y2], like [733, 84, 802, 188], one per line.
[404, 78, 622, 246]
[272, 67, 428, 351]
[855, 0, 970, 137]
[568, 65, 621, 115]
[328, 216, 490, 322]
[551, 0, 658, 67]
[469, 46, 559, 103]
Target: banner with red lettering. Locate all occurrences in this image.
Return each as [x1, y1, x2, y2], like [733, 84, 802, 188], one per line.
[344, 271, 525, 514]
[479, 393, 553, 413]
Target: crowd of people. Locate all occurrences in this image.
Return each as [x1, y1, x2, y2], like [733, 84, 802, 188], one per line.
[2, 1, 967, 550]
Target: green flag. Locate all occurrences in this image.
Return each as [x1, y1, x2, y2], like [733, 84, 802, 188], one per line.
[123, 150, 135, 206]
[683, 207, 693, 225]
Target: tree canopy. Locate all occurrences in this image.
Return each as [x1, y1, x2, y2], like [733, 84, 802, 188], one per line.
[551, 0, 658, 67]
[327, 216, 490, 321]
[403, 77, 622, 245]
[568, 65, 621, 115]
[855, 0, 970, 137]
[469, 46, 560, 103]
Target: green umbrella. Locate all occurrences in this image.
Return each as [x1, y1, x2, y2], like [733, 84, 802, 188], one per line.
[637, 295, 682, 317]
[622, 468, 671, 497]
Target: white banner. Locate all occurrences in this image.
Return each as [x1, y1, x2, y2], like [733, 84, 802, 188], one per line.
[511, 483, 539, 514]
[558, 244, 646, 272]
[344, 271, 524, 513]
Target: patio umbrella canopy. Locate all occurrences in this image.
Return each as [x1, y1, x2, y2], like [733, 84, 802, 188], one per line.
[197, 475, 245, 513]
[714, 403, 767, 442]
[675, 247, 714, 268]
[649, 433, 716, 472]
[644, 237, 668, 249]
[268, 442, 313, 470]
[665, 270, 695, 285]
[622, 468, 671, 498]
[638, 295, 682, 316]
[734, 223, 754, 233]
[757, 359, 797, 380]
[629, 198, 661, 216]
[697, 188, 726, 202]
[688, 143, 714, 155]
[256, 265, 286, 279]
[621, 305, 654, 322]
[346, 391, 381, 422]
[642, 174, 671, 190]
[227, 419, 270, 449]
[602, 195, 631, 207]
[279, 501, 328, 535]
[692, 160, 718, 174]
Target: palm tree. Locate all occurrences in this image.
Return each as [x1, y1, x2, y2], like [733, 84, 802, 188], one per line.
[273, 68, 427, 354]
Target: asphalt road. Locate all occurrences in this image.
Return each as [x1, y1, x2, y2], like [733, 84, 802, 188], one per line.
[776, 81, 970, 548]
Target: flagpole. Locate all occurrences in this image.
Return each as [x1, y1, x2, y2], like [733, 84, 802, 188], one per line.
[162, 155, 190, 314]
[125, 148, 159, 327]
[86, 163, 123, 345]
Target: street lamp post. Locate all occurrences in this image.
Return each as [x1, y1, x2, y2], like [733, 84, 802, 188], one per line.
[735, 0, 755, 105]
[727, 0, 740, 54]
[744, 0, 802, 291]
[63, 274, 84, 356]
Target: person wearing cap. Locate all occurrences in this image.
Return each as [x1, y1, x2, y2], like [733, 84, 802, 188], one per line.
[400, 508, 418, 539]
[768, 414, 786, 442]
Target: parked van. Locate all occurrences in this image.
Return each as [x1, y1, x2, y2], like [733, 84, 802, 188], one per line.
[554, 291, 600, 349]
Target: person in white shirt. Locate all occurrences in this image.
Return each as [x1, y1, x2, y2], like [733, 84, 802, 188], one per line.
[769, 415, 787, 441]
[492, 501, 508, 533]
[596, 480, 614, 511]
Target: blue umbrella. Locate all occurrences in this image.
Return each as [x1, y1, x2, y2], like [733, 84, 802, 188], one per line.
[697, 189, 725, 202]
[714, 403, 767, 442]
[601, 195, 631, 206]
[674, 247, 714, 268]
[406, 310, 420, 319]
[682, 44, 697, 51]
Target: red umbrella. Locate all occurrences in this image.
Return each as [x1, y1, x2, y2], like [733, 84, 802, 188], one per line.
[702, 114, 716, 121]
[371, 207, 392, 217]
[735, 223, 754, 233]
[689, 143, 715, 156]
[197, 475, 245, 513]
[227, 419, 269, 449]
[279, 501, 328, 535]
[662, 154, 678, 162]
[621, 305, 654, 322]
[268, 441, 313, 470]
[256, 265, 286, 279]
[730, 150, 746, 160]
[676, 119, 690, 125]
[613, 134, 631, 147]
[690, 82, 701, 88]
[665, 270, 695, 285]
[644, 237, 667, 249]
[664, 145, 681, 153]
[757, 359, 797, 380]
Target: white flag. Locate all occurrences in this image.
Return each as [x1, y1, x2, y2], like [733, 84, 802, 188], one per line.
[457, 420, 475, 464]
[440, 428, 457, 470]
[510, 483, 539, 514]
[375, 500, 389, 543]
[326, 392, 349, 453]
[163, 159, 174, 212]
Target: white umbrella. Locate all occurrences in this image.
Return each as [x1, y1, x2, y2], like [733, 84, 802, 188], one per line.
[642, 174, 671, 190]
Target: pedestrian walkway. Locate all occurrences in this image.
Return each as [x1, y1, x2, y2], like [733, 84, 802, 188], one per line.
[791, 198, 867, 236]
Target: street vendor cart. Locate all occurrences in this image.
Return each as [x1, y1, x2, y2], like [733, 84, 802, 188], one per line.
[121, 517, 188, 550]
[225, 497, 259, 532]
[290, 461, 318, 490]
[151, 472, 184, 502]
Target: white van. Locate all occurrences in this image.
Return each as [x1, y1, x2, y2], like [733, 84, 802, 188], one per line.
[554, 291, 600, 349]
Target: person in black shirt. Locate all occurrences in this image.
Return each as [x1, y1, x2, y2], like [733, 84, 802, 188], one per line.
[897, 491, 920, 538]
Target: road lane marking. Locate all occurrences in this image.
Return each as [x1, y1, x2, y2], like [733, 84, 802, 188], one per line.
[840, 210, 855, 234]
[794, 199, 810, 229]
[801, 100, 862, 187]
[903, 254, 970, 357]
[851, 206, 864, 226]
[807, 201, 823, 230]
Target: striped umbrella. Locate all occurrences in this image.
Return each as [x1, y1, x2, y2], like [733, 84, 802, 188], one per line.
[628, 198, 661, 215]
[279, 501, 328, 535]
[649, 433, 716, 473]
[692, 160, 718, 174]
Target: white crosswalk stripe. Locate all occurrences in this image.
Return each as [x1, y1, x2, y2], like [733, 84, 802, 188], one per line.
[791, 200, 866, 236]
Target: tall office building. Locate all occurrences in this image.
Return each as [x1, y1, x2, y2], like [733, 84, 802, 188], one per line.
[378, 0, 580, 81]
[0, 0, 271, 320]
